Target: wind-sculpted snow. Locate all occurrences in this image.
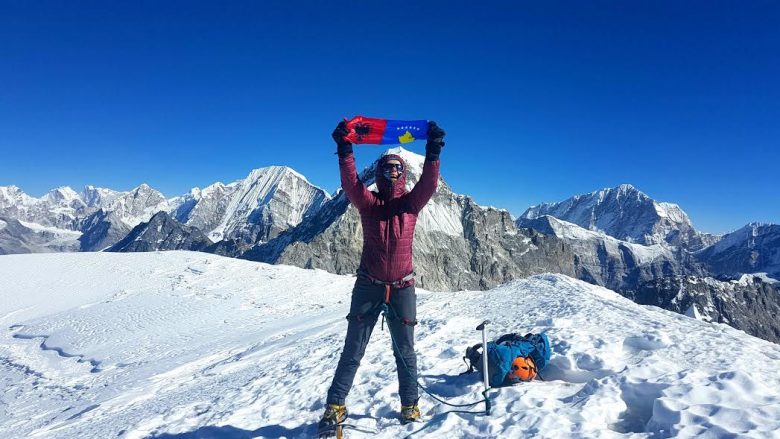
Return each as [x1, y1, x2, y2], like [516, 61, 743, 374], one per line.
[1, 252, 779, 438]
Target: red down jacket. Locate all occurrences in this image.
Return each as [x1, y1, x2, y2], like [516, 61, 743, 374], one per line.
[339, 152, 440, 285]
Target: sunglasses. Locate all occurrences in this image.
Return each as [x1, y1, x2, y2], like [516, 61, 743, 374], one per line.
[382, 162, 404, 173]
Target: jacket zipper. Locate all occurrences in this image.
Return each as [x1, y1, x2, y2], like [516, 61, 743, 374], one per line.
[384, 176, 398, 282]
[385, 200, 391, 281]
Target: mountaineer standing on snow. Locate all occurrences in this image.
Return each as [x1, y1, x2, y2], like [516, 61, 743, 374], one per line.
[318, 120, 445, 431]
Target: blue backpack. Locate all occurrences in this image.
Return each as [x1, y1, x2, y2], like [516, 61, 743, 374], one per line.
[463, 333, 552, 387]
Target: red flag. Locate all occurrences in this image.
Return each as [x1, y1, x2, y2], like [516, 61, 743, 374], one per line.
[343, 116, 428, 145]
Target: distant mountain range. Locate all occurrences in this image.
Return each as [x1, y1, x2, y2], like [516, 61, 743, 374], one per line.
[0, 166, 329, 253]
[1, 147, 779, 342]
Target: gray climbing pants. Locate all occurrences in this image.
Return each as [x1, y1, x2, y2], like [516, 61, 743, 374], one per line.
[326, 277, 418, 406]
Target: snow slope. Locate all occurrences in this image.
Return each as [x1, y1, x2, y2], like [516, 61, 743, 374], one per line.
[1, 252, 779, 438]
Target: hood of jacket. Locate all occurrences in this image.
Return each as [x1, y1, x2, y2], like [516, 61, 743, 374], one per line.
[375, 154, 407, 200]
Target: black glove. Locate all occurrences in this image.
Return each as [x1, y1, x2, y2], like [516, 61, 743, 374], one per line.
[426, 121, 445, 161]
[332, 121, 353, 157]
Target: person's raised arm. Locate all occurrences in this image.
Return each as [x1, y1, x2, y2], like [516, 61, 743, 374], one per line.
[406, 121, 445, 213]
[334, 121, 376, 211]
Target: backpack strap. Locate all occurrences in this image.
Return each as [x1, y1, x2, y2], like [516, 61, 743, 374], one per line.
[495, 332, 526, 346]
[460, 343, 483, 375]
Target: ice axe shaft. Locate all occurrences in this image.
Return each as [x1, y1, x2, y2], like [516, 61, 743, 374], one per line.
[476, 320, 491, 415]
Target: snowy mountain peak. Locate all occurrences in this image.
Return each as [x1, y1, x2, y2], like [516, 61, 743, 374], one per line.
[592, 183, 646, 203]
[654, 201, 690, 222]
[520, 184, 711, 249]
[0, 184, 23, 196]
[105, 184, 170, 228]
[245, 165, 307, 184]
[174, 166, 330, 244]
[43, 186, 82, 204]
[202, 181, 230, 196]
[0, 185, 36, 208]
[130, 183, 155, 194]
[81, 185, 120, 208]
[612, 183, 647, 199]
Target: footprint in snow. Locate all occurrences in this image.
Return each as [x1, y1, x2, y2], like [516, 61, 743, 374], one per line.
[623, 331, 671, 353]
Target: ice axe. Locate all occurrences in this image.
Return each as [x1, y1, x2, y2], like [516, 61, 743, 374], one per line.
[476, 320, 492, 415]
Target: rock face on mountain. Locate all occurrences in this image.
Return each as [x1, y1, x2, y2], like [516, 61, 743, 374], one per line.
[77, 209, 133, 252]
[106, 184, 170, 227]
[517, 215, 697, 292]
[171, 182, 238, 238]
[520, 184, 718, 250]
[171, 166, 330, 245]
[242, 148, 576, 291]
[695, 223, 780, 280]
[81, 185, 122, 209]
[107, 212, 212, 252]
[631, 274, 780, 343]
[0, 217, 81, 254]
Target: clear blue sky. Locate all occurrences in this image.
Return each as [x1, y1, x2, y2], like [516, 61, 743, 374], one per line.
[1, 1, 778, 234]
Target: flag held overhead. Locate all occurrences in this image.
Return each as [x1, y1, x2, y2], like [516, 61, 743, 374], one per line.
[343, 116, 428, 145]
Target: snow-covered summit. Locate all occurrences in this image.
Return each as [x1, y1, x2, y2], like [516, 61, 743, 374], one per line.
[41, 186, 85, 209]
[1, 251, 778, 438]
[0, 185, 37, 208]
[106, 183, 170, 228]
[520, 184, 715, 250]
[81, 185, 121, 209]
[173, 166, 331, 244]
